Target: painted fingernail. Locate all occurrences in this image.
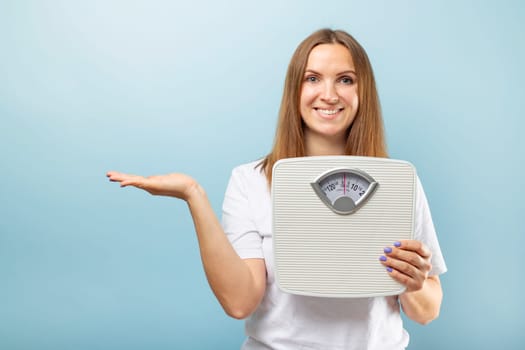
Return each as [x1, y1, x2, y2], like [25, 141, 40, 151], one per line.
[384, 247, 392, 254]
[394, 241, 401, 247]
[379, 255, 387, 262]
[386, 267, 393, 273]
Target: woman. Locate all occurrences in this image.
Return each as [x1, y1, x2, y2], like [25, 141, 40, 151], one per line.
[107, 28, 447, 349]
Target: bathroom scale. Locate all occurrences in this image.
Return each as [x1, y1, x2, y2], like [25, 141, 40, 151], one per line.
[272, 156, 416, 298]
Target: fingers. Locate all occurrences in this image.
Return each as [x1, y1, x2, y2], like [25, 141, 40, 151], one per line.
[384, 266, 423, 292]
[106, 171, 127, 182]
[379, 240, 433, 292]
[106, 171, 146, 188]
[395, 240, 432, 259]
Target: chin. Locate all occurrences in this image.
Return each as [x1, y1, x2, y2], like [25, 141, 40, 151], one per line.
[315, 128, 348, 139]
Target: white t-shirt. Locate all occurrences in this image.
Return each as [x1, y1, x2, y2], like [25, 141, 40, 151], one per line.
[222, 160, 447, 350]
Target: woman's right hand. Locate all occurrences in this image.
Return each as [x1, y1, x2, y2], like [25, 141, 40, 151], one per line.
[106, 171, 200, 201]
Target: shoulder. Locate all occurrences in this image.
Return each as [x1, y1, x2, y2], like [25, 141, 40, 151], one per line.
[227, 159, 269, 199]
[232, 159, 263, 172]
[223, 160, 271, 224]
[230, 159, 267, 183]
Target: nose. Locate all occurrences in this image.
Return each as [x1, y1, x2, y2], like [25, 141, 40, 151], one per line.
[321, 82, 339, 104]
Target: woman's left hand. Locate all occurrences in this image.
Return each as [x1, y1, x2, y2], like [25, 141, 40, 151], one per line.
[380, 240, 432, 293]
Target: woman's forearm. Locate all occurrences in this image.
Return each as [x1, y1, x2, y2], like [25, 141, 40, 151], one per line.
[399, 275, 442, 325]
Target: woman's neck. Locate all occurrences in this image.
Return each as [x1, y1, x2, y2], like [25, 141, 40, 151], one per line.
[304, 131, 346, 156]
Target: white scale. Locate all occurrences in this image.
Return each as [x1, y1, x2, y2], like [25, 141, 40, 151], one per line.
[272, 156, 416, 298]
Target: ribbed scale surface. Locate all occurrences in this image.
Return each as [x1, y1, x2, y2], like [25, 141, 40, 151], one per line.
[272, 156, 415, 297]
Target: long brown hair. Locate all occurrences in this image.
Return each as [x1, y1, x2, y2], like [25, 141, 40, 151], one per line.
[259, 28, 387, 186]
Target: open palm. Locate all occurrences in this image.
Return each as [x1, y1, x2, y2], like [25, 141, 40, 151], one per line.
[106, 171, 199, 201]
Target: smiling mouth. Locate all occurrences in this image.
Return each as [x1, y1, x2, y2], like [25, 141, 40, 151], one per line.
[315, 108, 344, 116]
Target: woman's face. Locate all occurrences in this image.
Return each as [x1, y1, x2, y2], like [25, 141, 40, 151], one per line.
[300, 43, 359, 145]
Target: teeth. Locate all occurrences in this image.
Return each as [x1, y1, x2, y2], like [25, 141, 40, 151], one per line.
[318, 109, 339, 115]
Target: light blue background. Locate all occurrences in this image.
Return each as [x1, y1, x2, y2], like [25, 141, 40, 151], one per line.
[1, 0, 523, 349]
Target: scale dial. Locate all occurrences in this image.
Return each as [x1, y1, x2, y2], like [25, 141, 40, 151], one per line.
[311, 168, 378, 215]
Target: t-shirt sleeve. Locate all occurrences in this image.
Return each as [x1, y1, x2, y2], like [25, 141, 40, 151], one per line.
[414, 177, 448, 276]
[221, 166, 264, 259]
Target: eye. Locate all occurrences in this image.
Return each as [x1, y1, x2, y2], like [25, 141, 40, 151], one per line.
[339, 76, 355, 85]
[305, 75, 319, 83]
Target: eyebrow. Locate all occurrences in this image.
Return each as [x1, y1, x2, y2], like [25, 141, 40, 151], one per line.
[304, 69, 357, 76]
